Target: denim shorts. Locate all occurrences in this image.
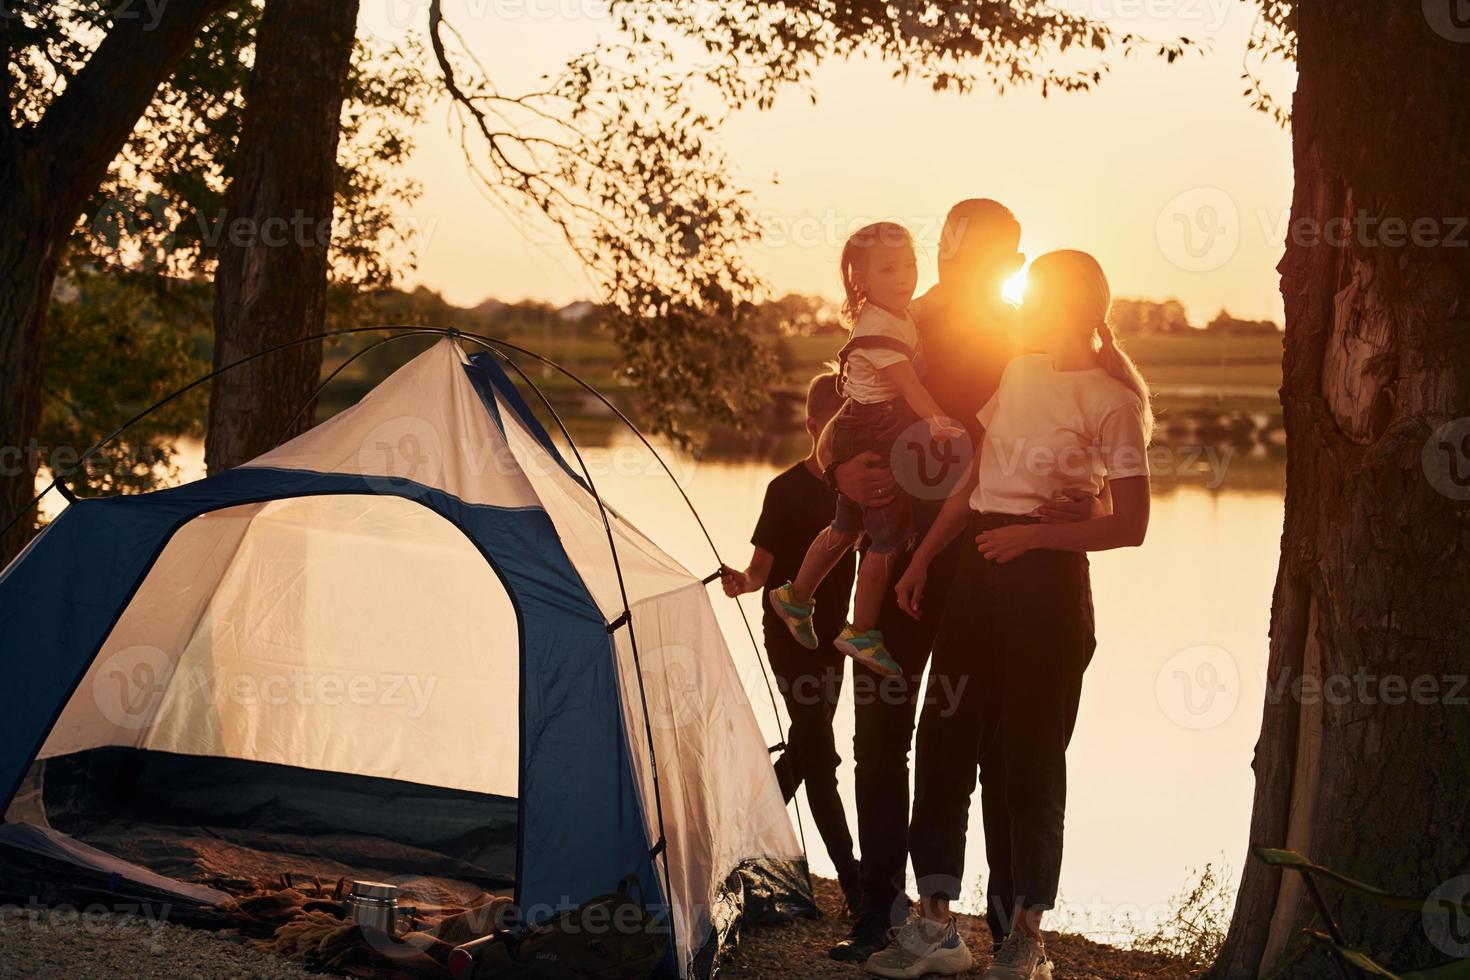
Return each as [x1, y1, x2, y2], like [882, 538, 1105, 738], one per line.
[829, 398, 917, 554]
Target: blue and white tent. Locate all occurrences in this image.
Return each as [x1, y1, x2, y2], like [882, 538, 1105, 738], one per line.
[0, 338, 811, 976]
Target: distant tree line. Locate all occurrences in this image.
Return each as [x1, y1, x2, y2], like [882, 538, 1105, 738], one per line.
[1110, 298, 1282, 336]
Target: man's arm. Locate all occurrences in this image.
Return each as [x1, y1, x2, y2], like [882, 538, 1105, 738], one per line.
[1030, 484, 1110, 523]
[817, 414, 898, 508]
[1030, 476, 1149, 552]
[976, 476, 1150, 564]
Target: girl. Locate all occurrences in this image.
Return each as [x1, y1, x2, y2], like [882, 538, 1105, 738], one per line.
[767, 222, 962, 677]
[864, 250, 1153, 980]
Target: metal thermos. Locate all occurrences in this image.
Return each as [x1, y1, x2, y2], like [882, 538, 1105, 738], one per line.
[345, 880, 403, 934]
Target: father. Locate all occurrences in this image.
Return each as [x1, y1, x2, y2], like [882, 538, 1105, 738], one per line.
[820, 200, 1094, 961]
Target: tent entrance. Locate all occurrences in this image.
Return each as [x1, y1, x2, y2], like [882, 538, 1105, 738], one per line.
[5, 492, 523, 905]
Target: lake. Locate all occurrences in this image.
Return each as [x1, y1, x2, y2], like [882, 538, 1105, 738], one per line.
[580, 439, 1282, 944]
[38, 432, 1283, 944]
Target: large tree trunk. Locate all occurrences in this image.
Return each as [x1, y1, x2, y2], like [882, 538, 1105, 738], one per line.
[1212, 5, 1470, 978]
[0, 0, 229, 566]
[205, 0, 360, 473]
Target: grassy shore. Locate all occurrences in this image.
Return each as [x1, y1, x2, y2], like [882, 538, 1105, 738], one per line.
[322, 327, 1283, 424]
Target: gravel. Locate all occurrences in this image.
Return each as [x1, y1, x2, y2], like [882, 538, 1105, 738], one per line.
[0, 905, 328, 980]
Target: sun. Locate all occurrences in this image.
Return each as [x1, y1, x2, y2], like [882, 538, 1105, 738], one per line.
[1002, 266, 1029, 306]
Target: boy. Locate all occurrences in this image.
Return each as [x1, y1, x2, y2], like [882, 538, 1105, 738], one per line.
[721, 369, 862, 913]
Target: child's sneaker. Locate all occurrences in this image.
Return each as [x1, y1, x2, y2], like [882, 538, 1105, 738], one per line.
[767, 582, 819, 650]
[834, 625, 901, 677]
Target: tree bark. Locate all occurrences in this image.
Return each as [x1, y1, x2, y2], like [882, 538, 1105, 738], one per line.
[205, 0, 360, 473]
[1212, 4, 1470, 978]
[0, 0, 229, 566]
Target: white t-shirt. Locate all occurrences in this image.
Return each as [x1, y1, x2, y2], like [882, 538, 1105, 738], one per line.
[843, 304, 918, 405]
[971, 353, 1150, 516]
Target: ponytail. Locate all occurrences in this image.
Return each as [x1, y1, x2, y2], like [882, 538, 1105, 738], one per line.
[1096, 320, 1155, 441]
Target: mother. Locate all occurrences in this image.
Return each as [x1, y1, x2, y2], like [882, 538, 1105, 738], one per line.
[864, 250, 1155, 980]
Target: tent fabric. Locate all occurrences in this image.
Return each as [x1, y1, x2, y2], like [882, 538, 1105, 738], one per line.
[0, 339, 808, 977]
[0, 821, 231, 907]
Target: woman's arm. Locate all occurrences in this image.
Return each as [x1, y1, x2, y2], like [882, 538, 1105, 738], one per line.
[975, 475, 1150, 564]
[720, 546, 774, 597]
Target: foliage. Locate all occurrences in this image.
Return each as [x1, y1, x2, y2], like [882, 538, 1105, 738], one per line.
[1243, 0, 1297, 127]
[1206, 308, 1282, 335]
[10, 3, 429, 290]
[40, 272, 212, 501]
[8, 1, 429, 494]
[1130, 861, 1234, 968]
[427, 0, 1198, 445]
[1111, 298, 1194, 336]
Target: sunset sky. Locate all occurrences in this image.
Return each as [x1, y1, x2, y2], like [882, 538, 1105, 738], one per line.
[362, 1, 1297, 325]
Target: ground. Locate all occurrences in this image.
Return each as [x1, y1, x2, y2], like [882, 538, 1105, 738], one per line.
[0, 876, 1202, 979]
[722, 878, 1203, 980]
[0, 904, 321, 979]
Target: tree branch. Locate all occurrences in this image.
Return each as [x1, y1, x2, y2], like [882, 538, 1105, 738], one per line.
[33, 0, 228, 232]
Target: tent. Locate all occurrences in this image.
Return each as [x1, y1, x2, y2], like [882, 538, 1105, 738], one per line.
[0, 337, 812, 976]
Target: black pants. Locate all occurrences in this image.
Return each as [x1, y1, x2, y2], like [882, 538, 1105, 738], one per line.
[765, 624, 857, 878]
[909, 513, 1096, 942]
[853, 530, 963, 923]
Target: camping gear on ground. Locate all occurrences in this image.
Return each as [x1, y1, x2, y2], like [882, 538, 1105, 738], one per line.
[220, 871, 517, 978]
[0, 337, 815, 978]
[345, 880, 415, 935]
[1253, 845, 1470, 980]
[448, 876, 667, 980]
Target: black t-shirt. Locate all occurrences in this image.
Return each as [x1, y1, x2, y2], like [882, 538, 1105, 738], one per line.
[752, 461, 857, 644]
[916, 287, 1020, 443]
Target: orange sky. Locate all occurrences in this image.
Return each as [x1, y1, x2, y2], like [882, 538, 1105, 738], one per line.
[363, 1, 1297, 324]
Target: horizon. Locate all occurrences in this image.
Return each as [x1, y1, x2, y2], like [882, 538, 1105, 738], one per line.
[399, 282, 1286, 331]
